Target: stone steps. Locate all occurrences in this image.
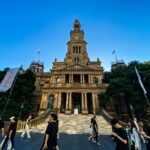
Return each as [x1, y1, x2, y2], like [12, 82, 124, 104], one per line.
[29, 114, 112, 135]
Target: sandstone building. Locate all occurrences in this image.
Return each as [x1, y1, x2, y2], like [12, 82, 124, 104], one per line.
[32, 20, 107, 115]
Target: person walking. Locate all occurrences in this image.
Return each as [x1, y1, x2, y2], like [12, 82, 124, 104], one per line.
[21, 115, 32, 139]
[88, 117, 95, 142]
[53, 114, 59, 150]
[41, 113, 57, 150]
[92, 116, 101, 145]
[130, 121, 142, 150]
[111, 118, 129, 150]
[2, 116, 17, 150]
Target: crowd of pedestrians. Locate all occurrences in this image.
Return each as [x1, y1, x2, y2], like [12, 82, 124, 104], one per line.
[111, 118, 150, 150]
[0, 113, 150, 150]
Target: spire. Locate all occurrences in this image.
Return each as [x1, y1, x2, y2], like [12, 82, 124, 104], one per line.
[73, 19, 80, 31]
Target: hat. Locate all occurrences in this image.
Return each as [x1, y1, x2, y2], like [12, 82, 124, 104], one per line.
[9, 116, 15, 120]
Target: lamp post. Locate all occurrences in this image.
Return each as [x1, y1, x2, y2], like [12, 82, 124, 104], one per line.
[18, 97, 25, 120]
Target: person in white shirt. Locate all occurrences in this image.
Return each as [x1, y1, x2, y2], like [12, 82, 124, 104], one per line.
[21, 115, 32, 139]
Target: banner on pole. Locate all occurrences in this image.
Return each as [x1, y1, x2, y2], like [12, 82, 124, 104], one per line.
[134, 66, 147, 95]
[0, 68, 19, 92]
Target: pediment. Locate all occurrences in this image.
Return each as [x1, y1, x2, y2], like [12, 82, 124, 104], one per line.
[60, 64, 97, 71]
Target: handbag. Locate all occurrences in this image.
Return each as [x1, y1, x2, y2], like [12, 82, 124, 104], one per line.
[0, 136, 6, 150]
[7, 139, 12, 150]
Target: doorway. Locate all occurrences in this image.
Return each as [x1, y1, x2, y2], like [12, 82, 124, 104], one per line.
[72, 93, 81, 113]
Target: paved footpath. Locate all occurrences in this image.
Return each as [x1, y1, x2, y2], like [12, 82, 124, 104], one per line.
[11, 132, 146, 150]
[13, 133, 116, 150]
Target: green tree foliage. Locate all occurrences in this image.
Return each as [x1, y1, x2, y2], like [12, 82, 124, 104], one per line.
[0, 69, 35, 120]
[101, 61, 150, 118]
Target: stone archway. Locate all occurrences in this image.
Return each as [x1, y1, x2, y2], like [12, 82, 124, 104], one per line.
[47, 94, 54, 109]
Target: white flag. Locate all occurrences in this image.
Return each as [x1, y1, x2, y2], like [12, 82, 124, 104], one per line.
[134, 66, 147, 94]
[0, 68, 19, 92]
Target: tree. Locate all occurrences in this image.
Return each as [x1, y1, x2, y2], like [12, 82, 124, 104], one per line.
[0, 69, 35, 120]
[102, 61, 150, 119]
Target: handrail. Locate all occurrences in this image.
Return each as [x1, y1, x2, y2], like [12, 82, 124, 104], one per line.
[102, 109, 127, 126]
[4, 109, 53, 130]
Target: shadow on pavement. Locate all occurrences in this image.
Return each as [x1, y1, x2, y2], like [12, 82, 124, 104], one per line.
[12, 133, 146, 150]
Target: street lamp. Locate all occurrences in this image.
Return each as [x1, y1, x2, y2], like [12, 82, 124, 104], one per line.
[18, 99, 25, 120]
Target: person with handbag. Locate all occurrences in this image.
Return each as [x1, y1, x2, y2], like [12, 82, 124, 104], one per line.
[21, 115, 32, 139]
[0, 118, 5, 140]
[1, 116, 17, 150]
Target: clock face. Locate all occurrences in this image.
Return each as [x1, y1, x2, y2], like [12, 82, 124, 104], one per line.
[56, 77, 61, 83]
[74, 35, 79, 40]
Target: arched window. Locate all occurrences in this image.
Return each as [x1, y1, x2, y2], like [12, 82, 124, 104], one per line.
[75, 57, 80, 64]
[48, 95, 54, 109]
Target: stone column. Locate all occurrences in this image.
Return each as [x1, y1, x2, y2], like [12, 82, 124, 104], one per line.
[39, 93, 48, 115]
[83, 74, 85, 83]
[69, 93, 72, 110]
[92, 93, 96, 114]
[80, 74, 82, 83]
[65, 93, 72, 114]
[69, 74, 71, 83]
[82, 93, 84, 109]
[66, 93, 69, 110]
[57, 93, 62, 113]
[84, 93, 87, 110]
[95, 93, 100, 113]
[81, 93, 88, 114]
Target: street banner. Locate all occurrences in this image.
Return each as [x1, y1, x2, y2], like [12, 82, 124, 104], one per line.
[0, 68, 19, 92]
[134, 66, 147, 94]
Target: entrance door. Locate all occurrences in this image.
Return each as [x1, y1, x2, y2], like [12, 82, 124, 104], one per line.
[61, 93, 66, 113]
[87, 93, 93, 114]
[72, 93, 81, 114]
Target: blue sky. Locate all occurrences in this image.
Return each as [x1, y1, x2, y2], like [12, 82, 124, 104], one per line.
[0, 0, 150, 71]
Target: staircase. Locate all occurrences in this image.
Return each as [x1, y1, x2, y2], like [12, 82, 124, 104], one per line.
[30, 114, 112, 135]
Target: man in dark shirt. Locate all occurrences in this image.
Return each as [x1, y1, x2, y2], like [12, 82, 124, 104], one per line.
[2, 116, 17, 150]
[111, 118, 129, 150]
[0, 118, 5, 139]
[41, 113, 57, 150]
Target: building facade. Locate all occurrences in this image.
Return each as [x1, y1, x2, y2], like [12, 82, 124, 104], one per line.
[33, 20, 107, 115]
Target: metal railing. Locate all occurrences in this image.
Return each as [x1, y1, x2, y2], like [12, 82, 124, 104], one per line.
[102, 109, 127, 126]
[4, 109, 52, 130]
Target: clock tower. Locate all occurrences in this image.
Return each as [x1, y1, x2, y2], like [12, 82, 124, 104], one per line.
[65, 20, 89, 66]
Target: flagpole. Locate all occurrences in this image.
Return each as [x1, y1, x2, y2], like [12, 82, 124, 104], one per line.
[1, 69, 20, 118]
[144, 94, 150, 109]
[112, 50, 118, 62]
[114, 51, 118, 62]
